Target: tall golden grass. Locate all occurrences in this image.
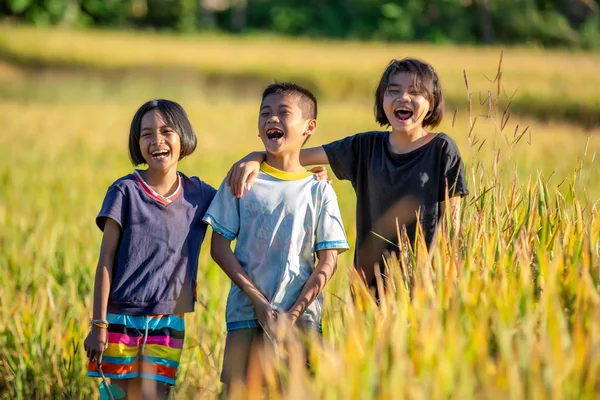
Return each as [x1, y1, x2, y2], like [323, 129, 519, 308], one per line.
[0, 28, 598, 399]
[1, 25, 600, 125]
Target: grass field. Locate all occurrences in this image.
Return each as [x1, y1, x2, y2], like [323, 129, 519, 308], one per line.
[0, 26, 599, 399]
[2, 25, 600, 126]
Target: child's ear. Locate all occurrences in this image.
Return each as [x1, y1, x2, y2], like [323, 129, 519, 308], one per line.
[304, 119, 317, 136]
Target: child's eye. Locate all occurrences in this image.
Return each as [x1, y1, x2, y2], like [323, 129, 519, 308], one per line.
[260, 112, 270, 117]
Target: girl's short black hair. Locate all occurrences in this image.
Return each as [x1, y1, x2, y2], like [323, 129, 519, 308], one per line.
[374, 58, 444, 129]
[128, 99, 197, 166]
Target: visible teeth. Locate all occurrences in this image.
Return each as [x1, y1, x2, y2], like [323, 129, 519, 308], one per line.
[266, 128, 284, 140]
[151, 149, 169, 159]
[394, 109, 413, 121]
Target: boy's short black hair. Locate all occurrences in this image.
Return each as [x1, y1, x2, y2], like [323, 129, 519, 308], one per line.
[261, 82, 318, 120]
[374, 58, 444, 129]
[128, 99, 197, 166]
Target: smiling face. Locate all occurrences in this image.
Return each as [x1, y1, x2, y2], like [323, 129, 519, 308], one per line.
[258, 93, 315, 156]
[139, 109, 181, 172]
[383, 71, 432, 134]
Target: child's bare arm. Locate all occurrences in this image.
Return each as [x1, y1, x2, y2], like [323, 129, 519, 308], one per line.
[299, 146, 329, 167]
[84, 218, 121, 365]
[284, 249, 338, 325]
[225, 147, 330, 198]
[210, 231, 276, 330]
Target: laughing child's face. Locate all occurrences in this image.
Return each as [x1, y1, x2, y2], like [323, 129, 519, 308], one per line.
[258, 93, 314, 156]
[383, 71, 432, 134]
[139, 109, 181, 172]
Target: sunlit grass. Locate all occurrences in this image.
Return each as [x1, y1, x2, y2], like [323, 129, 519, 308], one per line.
[1, 25, 600, 124]
[0, 31, 599, 399]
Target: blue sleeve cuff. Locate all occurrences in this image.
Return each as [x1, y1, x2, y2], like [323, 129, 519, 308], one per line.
[315, 240, 349, 252]
[203, 213, 236, 241]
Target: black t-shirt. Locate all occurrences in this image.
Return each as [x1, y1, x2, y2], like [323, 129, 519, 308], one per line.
[323, 131, 468, 269]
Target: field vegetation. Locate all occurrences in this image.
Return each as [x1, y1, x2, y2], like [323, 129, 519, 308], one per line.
[0, 26, 598, 399]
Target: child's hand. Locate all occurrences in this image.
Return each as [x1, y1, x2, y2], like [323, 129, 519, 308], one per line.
[276, 312, 298, 326]
[254, 299, 277, 337]
[84, 326, 108, 365]
[226, 157, 262, 198]
[309, 166, 332, 185]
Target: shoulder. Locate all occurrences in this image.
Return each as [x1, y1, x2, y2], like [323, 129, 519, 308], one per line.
[206, 177, 237, 209]
[433, 132, 461, 153]
[326, 130, 387, 147]
[106, 174, 137, 194]
[349, 130, 388, 144]
[180, 172, 217, 198]
[350, 130, 388, 138]
[311, 179, 339, 203]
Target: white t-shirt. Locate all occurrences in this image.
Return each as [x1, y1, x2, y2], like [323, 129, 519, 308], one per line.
[203, 162, 349, 330]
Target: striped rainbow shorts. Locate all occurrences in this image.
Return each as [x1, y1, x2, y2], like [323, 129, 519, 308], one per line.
[87, 313, 185, 385]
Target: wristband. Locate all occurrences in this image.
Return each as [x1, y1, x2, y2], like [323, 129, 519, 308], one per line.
[90, 319, 109, 329]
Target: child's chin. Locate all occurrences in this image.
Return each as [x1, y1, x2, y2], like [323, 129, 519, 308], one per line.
[263, 141, 285, 153]
[147, 160, 173, 171]
[264, 148, 283, 157]
[391, 120, 413, 130]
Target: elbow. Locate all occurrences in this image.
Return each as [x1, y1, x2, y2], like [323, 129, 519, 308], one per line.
[326, 258, 338, 278]
[330, 253, 339, 272]
[97, 256, 115, 274]
[210, 233, 229, 263]
[322, 263, 337, 284]
[210, 242, 220, 262]
[210, 234, 220, 261]
[330, 261, 338, 275]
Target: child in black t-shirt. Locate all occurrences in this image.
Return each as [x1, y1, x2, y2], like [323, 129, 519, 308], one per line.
[225, 58, 468, 289]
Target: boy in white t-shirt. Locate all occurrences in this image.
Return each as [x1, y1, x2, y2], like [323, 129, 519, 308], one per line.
[203, 82, 349, 391]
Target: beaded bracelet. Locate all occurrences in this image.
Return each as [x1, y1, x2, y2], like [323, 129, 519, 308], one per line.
[90, 319, 109, 329]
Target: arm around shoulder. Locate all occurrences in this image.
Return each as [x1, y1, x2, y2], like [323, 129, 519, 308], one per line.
[299, 146, 329, 167]
[225, 151, 266, 198]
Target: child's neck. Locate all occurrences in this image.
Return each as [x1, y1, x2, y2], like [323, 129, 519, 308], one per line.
[139, 167, 179, 197]
[388, 127, 435, 154]
[265, 152, 305, 173]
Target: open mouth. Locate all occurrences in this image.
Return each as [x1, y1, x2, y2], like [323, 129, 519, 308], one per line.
[266, 127, 284, 141]
[394, 108, 414, 121]
[151, 149, 170, 160]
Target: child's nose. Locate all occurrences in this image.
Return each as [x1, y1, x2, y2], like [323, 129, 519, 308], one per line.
[152, 135, 165, 145]
[398, 91, 410, 101]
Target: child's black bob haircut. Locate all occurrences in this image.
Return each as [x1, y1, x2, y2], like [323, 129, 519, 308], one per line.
[374, 58, 444, 129]
[261, 82, 318, 120]
[129, 99, 197, 166]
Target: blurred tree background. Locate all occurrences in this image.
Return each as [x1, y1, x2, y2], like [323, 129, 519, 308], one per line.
[1, 0, 599, 48]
